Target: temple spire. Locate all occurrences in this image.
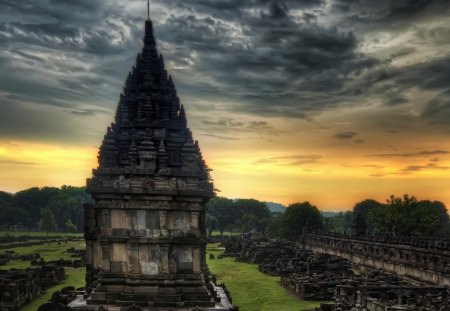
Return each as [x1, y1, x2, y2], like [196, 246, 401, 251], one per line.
[147, 0, 150, 20]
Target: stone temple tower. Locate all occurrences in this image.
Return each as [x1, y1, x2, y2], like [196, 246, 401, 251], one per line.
[69, 17, 233, 311]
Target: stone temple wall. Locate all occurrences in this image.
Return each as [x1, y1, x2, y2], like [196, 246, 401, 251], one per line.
[302, 233, 450, 285]
[64, 16, 235, 311]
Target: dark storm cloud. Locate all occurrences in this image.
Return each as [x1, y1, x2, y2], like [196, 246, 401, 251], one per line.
[253, 154, 322, 165]
[422, 89, 450, 123]
[331, 0, 449, 30]
[334, 131, 358, 139]
[368, 150, 449, 158]
[198, 118, 280, 136]
[200, 134, 240, 141]
[0, 0, 449, 143]
[401, 163, 450, 173]
[156, 5, 379, 119]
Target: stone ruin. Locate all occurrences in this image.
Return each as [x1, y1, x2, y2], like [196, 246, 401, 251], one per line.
[0, 268, 40, 311]
[0, 235, 82, 250]
[0, 250, 41, 266]
[221, 235, 450, 311]
[0, 266, 66, 310]
[60, 16, 235, 311]
[303, 233, 450, 285]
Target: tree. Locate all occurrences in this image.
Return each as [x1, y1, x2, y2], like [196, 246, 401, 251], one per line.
[40, 207, 57, 237]
[13, 187, 59, 228]
[0, 191, 13, 208]
[368, 195, 450, 236]
[0, 207, 30, 230]
[353, 199, 383, 233]
[207, 197, 236, 235]
[266, 202, 323, 240]
[47, 186, 87, 232]
[234, 199, 271, 233]
[266, 214, 283, 239]
[206, 214, 218, 235]
[325, 211, 353, 234]
[65, 219, 77, 233]
[414, 200, 449, 236]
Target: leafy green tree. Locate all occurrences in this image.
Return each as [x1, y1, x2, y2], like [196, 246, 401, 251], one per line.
[206, 214, 218, 235]
[207, 197, 236, 235]
[65, 219, 77, 233]
[234, 199, 272, 233]
[325, 211, 353, 233]
[368, 195, 449, 236]
[266, 214, 283, 239]
[0, 191, 13, 208]
[40, 207, 57, 236]
[0, 207, 30, 230]
[47, 186, 87, 232]
[267, 202, 323, 240]
[13, 187, 59, 228]
[281, 202, 323, 240]
[369, 195, 417, 235]
[353, 199, 383, 233]
[414, 200, 449, 236]
[241, 213, 259, 232]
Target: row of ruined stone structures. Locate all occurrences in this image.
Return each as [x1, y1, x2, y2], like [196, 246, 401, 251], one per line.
[220, 235, 450, 311]
[0, 247, 85, 311]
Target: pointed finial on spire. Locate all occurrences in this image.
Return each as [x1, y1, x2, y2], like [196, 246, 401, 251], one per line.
[148, 0, 150, 20]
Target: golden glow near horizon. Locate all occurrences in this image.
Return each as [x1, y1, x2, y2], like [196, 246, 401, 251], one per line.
[0, 141, 97, 192]
[0, 127, 449, 211]
[1, 2, 450, 211]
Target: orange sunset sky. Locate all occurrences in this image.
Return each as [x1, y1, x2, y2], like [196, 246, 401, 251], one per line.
[0, 1, 449, 210]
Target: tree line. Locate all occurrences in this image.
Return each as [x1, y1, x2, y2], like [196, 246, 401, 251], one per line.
[207, 195, 450, 241]
[1, 187, 448, 239]
[0, 186, 89, 233]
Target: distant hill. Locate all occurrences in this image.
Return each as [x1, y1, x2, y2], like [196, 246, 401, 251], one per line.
[264, 201, 287, 213]
[321, 211, 339, 218]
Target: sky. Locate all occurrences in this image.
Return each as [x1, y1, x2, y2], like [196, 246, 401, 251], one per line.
[0, 0, 450, 210]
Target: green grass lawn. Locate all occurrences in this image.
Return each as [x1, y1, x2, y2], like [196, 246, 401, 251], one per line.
[0, 230, 83, 237]
[3, 238, 323, 311]
[0, 240, 86, 270]
[0, 240, 86, 310]
[210, 231, 240, 236]
[21, 267, 86, 311]
[206, 244, 324, 311]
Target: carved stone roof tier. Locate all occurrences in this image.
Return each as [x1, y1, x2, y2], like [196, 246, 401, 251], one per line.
[94, 20, 211, 189]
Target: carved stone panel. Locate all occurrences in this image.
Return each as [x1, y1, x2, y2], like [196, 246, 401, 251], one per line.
[174, 246, 193, 274]
[127, 210, 138, 230]
[111, 210, 127, 228]
[168, 211, 191, 236]
[146, 211, 160, 229]
[112, 243, 128, 262]
[140, 261, 159, 275]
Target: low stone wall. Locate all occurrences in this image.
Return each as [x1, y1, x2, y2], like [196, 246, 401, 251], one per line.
[0, 265, 66, 310]
[0, 236, 83, 250]
[303, 233, 450, 285]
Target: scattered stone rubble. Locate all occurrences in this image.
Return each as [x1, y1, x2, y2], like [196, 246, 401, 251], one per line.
[0, 235, 82, 250]
[0, 250, 41, 266]
[0, 245, 82, 310]
[222, 236, 450, 311]
[0, 268, 40, 311]
[0, 266, 66, 310]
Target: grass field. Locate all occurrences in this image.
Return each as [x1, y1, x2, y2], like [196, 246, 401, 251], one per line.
[1, 240, 85, 270]
[206, 244, 324, 311]
[2, 233, 323, 311]
[21, 267, 86, 311]
[0, 230, 83, 237]
[0, 236, 86, 310]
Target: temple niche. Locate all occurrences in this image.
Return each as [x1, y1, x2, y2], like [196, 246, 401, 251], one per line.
[68, 16, 233, 311]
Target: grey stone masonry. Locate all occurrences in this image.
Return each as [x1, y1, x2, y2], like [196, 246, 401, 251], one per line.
[68, 17, 234, 311]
